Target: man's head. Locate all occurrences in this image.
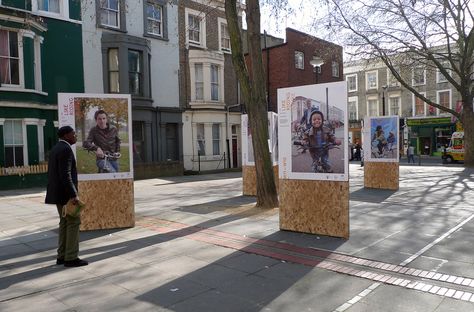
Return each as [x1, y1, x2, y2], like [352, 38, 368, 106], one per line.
[306, 99, 312, 109]
[94, 110, 108, 129]
[57, 126, 77, 145]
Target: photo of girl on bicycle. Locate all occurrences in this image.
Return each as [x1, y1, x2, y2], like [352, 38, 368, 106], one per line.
[366, 116, 399, 162]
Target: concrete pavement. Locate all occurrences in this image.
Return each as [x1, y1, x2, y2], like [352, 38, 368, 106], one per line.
[1, 164, 474, 311]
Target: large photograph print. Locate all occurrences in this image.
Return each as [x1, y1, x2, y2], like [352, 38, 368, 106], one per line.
[364, 116, 399, 162]
[58, 93, 133, 181]
[278, 82, 348, 181]
[241, 112, 278, 166]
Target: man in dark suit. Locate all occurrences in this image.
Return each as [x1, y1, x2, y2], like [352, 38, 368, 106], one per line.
[45, 126, 88, 267]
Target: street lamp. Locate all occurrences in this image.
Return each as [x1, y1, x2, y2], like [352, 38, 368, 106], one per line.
[310, 56, 324, 84]
[382, 85, 388, 116]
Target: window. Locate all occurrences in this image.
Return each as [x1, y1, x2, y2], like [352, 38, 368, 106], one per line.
[108, 48, 120, 92]
[197, 123, 205, 155]
[348, 97, 358, 120]
[414, 93, 426, 116]
[0, 30, 20, 86]
[346, 74, 357, 92]
[219, 21, 231, 51]
[295, 51, 304, 69]
[100, 0, 120, 28]
[211, 64, 219, 101]
[38, 0, 60, 13]
[366, 71, 377, 89]
[367, 98, 378, 116]
[412, 67, 426, 85]
[166, 123, 178, 161]
[437, 90, 451, 113]
[437, 63, 450, 83]
[146, 2, 163, 36]
[389, 96, 400, 115]
[186, 8, 206, 47]
[195, 63, 203, 100]
[212, 124, 220, 155]
[3, 120, 24, 167]
[332, 61, 339, 77]
[128, 50, 143, 96]
[387, 67, 400, 87]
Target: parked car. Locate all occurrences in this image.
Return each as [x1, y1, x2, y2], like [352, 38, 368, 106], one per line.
[442, 131, 464, 163]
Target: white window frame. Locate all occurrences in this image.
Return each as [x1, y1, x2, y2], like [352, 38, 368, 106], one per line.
[387, 67, 400, 87]
[332, 61, 339, 77]
[367, 96, 379, 117]
[348, 96, 358, 120]
[196, 123, 206, 156]
[388, 94, 401, 116]
[185, 8, 206, 48]
[212, 123, 220, 155]
[346, 74, 357, 92]
[437, 89, 451, 115]
[194, 63, 204, 101]
[0, 28, 24, 90]
[412, 67, 426, 86]
[210, 64, 219, 101]
[145, 1, 163, 37]
[188, 50, 225, 107]
[436, 64, 450, 83]
[34, 36, 43, 92]
[99, 0, 120, 29]
[218, 18, 230, 53]
[294, 51, 304, 69]
[32, 0, 69, 19]
[2, 119, 28, 167]
[366, 71, 378, 90]
[412, 92, 427, 116]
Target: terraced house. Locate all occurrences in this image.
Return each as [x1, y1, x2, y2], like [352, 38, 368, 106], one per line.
[81, 0, 183, 178]
[0, 0, 83, 189]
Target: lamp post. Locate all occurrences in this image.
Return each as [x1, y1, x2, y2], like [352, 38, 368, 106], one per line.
[382, 85, 388, 116]
[310, 56, 324, 84]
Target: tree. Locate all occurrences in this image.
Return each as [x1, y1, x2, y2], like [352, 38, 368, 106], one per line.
[321, 0, 474, 166]
[225, 0, 278, 208]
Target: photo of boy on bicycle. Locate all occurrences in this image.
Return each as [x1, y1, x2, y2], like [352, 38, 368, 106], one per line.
[302, 110, 341, 173]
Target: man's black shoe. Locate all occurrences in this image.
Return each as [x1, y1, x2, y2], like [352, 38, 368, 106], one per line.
[56, 258, 65, 265]
[64, 258, 88, 267]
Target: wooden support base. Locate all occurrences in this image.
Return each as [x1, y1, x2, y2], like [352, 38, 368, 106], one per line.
[242, 165, 279, 196]
[78, 179, 135, 230]
[279, 179, 349, 239]
[364, 162, 399, 190]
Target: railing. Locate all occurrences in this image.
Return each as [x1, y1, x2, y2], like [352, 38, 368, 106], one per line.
[0, 163, 48, 176]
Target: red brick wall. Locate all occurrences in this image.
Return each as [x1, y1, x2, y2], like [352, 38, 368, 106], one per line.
[267, 28, 344, 112]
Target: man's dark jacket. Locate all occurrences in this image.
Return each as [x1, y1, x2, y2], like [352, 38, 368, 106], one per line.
[45, 141, 78, 206]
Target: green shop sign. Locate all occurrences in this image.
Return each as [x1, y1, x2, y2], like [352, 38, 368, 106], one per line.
[407, 117, 452, 126]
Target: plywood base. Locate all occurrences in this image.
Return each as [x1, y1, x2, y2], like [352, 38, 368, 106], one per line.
[242, 165, 279, 196]
[364, 162, 399, 190]
[279, 179, 349, 238]
[78, 179, 135, 230]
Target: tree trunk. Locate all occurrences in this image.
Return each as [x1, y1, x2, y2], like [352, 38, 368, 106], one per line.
[225, 0, 278, 208]
[462, 94, 474, 167]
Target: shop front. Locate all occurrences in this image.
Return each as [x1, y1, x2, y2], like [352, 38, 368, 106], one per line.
[406, 116, 455, 156]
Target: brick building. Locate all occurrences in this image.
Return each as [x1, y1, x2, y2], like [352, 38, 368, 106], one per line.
[245, 28, 344, 112]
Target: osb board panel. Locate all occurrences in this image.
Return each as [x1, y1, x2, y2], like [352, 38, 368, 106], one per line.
[242, 165, 279, 196]
[279, 179, 349, 239]
[78, 179, 135, 231]
[364, 162, 399, 190]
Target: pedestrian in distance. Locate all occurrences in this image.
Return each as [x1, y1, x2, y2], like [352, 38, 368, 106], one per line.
[45, 126, 88, 267]
[407, 144, 415, 163]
